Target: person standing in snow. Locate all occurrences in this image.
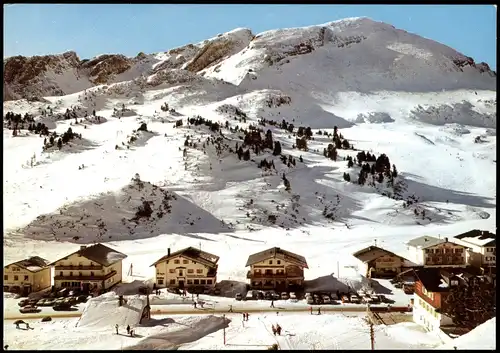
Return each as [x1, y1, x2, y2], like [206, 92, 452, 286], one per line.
[228, 305, 233, 312]
[318, 307, 321, 315]
[115, 324, 119, 334]
[272, 325, 277, 336]
[276, 324, 282, 336]
[194, 302, 197, 309]
[126, 325, 130, 335]
[270, 299, 275, 308]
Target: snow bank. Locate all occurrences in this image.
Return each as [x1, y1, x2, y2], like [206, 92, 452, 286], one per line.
[78, 293, 147, 329]
[436, 318, 496, 350]
[383, 322, 443, 347]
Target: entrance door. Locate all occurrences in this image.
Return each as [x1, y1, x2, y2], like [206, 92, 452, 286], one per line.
[178, 280, 185, 289]
[82, 283, 91, 293]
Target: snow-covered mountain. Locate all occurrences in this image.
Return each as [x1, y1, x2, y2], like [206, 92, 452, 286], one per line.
[3, 16, 496, 350]
[4, 18, 495, 101]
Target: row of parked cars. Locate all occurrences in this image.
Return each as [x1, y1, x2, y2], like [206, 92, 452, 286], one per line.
[235, 290, 300, 302]
[18, 289, 92, 314]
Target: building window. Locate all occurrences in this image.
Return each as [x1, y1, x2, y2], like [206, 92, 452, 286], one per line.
[445, 249, 452, 254]
[196, 269, 203, 274]
[14, 275, 18, 281]
[79, 272, 83, 277]
[183, 260, 188, 264]
[277, 260, 281, 265]
[169, 269, 175, 273]
[59, 272, 63, 276]
[200, 279, 206, 285]
[269, 260, 273, 265]
[90, 272, 94, 276]
[455, 248, 463, 254]
[169, 279, 176, 285]
[187, 280, 193, 285]
[187, 269, 194, 273]
[425, 249, 430, 254]
[4, 275, 7, 280]
[207, 279, 212, 285]
[70, 272, 73, 276]
[179, 270, 183, 276]
[194, 279, 199, 285]
[174, 260, 180, 264]
[158, 279, 164, 285]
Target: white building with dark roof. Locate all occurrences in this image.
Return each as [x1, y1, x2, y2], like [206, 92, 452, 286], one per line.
[406, 236, 468, 268]
[453, 230, 496, 268]
[3, 256, 51, 295]
[50, 244, 127, 292]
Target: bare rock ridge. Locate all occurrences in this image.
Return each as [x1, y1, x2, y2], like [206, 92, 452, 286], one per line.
[3, 18, 496, 101]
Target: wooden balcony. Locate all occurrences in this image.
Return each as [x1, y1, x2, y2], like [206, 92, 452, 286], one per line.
[247, 271, 301, 279]
[425, 256, 465, 266]
[186, 273, 216, 279]
[54, 265, 103, 271]
[54, 271, 116, 281]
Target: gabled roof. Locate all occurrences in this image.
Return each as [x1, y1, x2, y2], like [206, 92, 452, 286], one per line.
[245, 247, 308, 268]
[415, 267, 482, 293]
[454, 229, 496, 247]
[352, 246, 408, 263]
[407, 236, 465, 249]
[49, 244, 127, 267]
[406, 236, 442, 248]
[151, 247, 219, 267]
[5, 256, 50, 272]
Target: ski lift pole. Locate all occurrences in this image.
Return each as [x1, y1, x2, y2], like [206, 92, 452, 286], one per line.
[223, 314, 226, 345]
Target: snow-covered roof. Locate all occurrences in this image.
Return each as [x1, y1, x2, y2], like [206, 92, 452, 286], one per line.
[406, 236, 442, 248]
[454, 229, 496, 248]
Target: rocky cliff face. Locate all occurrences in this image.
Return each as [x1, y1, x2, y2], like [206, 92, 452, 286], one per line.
[3, 51, 137, 100]
[4, 28, 254, 101]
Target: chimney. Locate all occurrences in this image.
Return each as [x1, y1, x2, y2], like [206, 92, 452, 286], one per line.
[80, 245, 87, 251]
[168, 248, 171, 256]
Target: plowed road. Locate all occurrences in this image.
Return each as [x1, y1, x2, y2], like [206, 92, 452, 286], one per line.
[4, 306, 410, 321]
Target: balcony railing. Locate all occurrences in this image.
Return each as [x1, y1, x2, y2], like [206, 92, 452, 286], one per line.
[54, 270, 116, 281]
[186, 273, 216, 278]
[425, 256, 465, 266]
[247, 271, 303, 279]
[54, 265, 103, 271]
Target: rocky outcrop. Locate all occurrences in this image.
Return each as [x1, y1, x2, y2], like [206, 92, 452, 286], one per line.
[79, 54, 133, 84]
[3, 51, 136, 101]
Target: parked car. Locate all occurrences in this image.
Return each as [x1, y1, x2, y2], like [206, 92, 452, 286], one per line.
[213, 288, 221, 296]
[281, 292, 289, 300]
[244, 292, 254, 301]
[264, 291, 273, 300]
[289, 292, 298, 302]
[307, 296, 315, 305]
[235, 293, 243, 301]
[305, 293, 312, 299]
[77, 295, 88, 303]
[18, 299, 30, 307]
[350, 295, 362, 304]
[19, 305, 40, 314]
[341, 295, 350, 303]
[394, 282, 403, 289]
[322, 295, 331, 304]
[37, 299, 48, 306]
[313, 294, 323, 304]
[256, 291, 264, 300]
[53, 303, 73, 311]
[54, 298, 66, 306]
[45, 299, 56, 306]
